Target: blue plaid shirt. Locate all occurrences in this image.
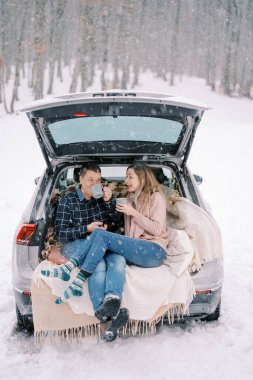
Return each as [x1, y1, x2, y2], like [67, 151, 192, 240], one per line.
[55, 187, 121, 242]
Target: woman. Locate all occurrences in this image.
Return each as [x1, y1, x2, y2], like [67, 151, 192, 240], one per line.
[42, 163, 169, 341]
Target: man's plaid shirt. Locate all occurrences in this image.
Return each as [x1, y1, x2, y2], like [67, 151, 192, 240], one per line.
[55, 187, 121, 242]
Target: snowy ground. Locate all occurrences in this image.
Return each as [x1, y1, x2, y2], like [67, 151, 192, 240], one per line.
[0, 73, 253, 379]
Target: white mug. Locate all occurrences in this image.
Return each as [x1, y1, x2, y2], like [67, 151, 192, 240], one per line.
[91, 184, 104, 199]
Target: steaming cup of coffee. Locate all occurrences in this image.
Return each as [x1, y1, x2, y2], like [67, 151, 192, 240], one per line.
[91, 184, 104, 199]
[116, 197, 128, 205]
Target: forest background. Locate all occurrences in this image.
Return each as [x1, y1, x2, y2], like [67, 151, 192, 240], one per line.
[0, 0, 252, 113]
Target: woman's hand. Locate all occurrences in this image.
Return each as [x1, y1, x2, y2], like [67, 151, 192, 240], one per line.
[116, 204, 138, 216]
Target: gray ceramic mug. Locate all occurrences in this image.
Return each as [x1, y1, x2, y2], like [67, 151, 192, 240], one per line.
[116, 197, 128, 205]
[91, 184, 104, 199]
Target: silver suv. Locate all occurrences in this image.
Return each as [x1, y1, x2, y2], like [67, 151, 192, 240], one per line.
[12, 90, 223, 332]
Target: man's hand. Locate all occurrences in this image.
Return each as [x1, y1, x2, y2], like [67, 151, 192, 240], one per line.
[103, 186, 113, 202]
[87, 221, 106, 232]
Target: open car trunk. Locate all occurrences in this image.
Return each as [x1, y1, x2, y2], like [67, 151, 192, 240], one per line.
[20, 91, 209, 173]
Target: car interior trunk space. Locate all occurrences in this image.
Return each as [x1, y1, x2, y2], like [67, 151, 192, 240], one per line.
[41, 163, 181, 255]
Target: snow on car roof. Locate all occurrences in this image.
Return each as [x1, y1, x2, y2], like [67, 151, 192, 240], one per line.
[19, 89, 210, 112]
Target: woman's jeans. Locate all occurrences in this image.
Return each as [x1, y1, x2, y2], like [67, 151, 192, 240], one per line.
[67, 228, 166, 277]
[62, 241, 126, 312]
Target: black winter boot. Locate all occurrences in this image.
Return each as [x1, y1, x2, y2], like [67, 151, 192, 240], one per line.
[95, 296, 121, 323]
[103, 307, 129, 342]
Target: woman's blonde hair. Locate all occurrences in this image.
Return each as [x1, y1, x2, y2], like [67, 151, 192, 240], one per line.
[127, 163, 164, 208]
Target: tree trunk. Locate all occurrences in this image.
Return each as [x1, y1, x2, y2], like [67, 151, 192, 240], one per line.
[170, 0, 181, 86]
[238, 0, 253, 97]
[221, 0, 237, 96]
[120, 2, 133, 89]
[0, 0, 4, 104]
[131, 0, 146, 88]
[100, 5, 109, 90]
[47, 0, 56, 94]
[112, 2, 123, 88]
[9, 1, 29, 113]
[80, 1, 92, 92]
[70, 61, 79, 93]
[33, 0, 47, 100]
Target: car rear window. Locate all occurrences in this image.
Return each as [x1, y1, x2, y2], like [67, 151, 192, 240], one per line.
[47, 116, 183, 145]
[30, 101, 200, 156]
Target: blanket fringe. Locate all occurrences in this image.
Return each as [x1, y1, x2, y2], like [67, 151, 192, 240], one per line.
[34, 323, 101, 346]
[34, 299, 195, 345]
[120, 302, 194, 338]
[122, 319, 158, 337]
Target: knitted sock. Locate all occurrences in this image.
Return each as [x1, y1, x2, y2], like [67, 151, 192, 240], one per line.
[55, 272, 86, 304]
[41, 258, 78, 282]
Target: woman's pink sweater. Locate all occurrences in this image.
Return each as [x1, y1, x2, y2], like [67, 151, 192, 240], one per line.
[124, 191, 169, 251]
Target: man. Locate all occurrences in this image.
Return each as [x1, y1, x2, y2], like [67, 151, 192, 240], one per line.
[51, 162, 128, 340]
[55, 163, 119, 241]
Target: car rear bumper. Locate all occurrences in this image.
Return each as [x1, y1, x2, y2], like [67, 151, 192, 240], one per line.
[14, 287, 32, 316]
[14, 284, 222, 324]
[188, 286, 222, 318]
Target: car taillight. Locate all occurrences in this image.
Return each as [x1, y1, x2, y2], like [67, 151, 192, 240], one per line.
[23, 291, 31, 296]
[196, 289, 212, 295]
[16, 224, 36, 245]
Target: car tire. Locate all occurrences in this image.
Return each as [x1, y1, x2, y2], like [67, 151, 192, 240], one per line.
[201, 300, 221, 322]
[15, 305, 34, 334]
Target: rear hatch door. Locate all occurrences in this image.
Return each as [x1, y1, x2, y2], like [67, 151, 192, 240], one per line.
[21, 91, 209, 170]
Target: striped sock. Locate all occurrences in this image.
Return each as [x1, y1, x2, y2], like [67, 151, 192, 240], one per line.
[55, 273, 86, 304]
[41, 258, 78, 282]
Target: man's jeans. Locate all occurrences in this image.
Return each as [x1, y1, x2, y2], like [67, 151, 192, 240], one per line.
[62, 240, 126, 312]
[68, 229, 166, 274]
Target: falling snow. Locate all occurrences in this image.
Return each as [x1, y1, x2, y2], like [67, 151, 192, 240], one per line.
[0, 74, 252, 379]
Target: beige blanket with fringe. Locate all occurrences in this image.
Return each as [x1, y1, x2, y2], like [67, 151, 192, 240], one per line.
[32, 197, 222, 339]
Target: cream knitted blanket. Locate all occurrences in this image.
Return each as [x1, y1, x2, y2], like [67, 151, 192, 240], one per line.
[32, 197, 222, 340]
